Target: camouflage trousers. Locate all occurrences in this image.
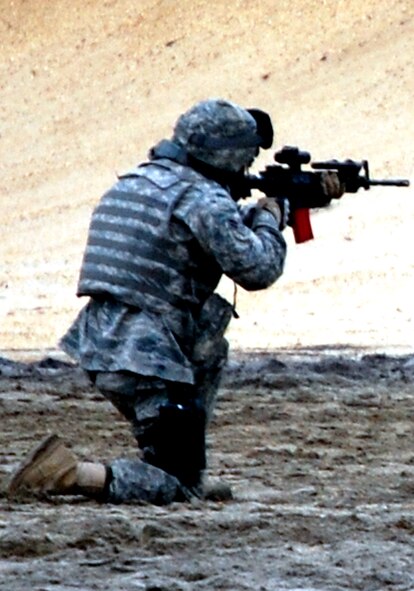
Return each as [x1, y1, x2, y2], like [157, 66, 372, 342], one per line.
[91, 337, 229, 505]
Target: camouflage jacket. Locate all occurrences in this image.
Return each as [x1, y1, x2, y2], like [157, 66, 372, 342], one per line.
[60, 151, 287, 383]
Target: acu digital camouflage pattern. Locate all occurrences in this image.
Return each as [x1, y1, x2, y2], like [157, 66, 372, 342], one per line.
[61, 155, 286, 384]
[60, 100, 287, 504]
[75, 159, 221, 320]
[173, 98, 260, 172]
[96, 371, 209, 503]
[107, 458, 190, 505]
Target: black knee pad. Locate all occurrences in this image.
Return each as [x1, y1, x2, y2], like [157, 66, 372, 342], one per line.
[152, 399, 206, 491]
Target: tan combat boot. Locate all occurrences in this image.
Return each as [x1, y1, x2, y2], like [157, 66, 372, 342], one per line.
[8, 434, 106, 499]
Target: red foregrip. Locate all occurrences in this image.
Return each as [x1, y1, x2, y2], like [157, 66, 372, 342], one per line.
[292, 208, 314, 243]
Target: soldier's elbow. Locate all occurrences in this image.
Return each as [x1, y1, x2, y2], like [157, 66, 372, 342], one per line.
[236, 266, 284, 291]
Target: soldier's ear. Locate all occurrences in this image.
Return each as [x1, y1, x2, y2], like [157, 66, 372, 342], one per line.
[247, 109, 274, 149]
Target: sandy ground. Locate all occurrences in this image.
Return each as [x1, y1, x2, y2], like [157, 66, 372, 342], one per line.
[0, 0, 414, 589]
[1, 353, 414, 590]
[0, 0, 413, 354]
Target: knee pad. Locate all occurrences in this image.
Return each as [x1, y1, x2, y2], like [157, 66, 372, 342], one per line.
[152, 399, 206, 491]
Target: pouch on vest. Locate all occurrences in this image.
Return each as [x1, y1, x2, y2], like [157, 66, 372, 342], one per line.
[192, 293, 233, 365]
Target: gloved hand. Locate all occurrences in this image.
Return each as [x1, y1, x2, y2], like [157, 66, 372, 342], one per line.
[257, 197, 290, 230]
[320, 170, 345, 200]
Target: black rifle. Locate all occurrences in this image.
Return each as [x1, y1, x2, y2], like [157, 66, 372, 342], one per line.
[242, 145, 410, 243]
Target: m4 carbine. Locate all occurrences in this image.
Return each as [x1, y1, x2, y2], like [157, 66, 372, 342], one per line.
[243, 145, 410, 243]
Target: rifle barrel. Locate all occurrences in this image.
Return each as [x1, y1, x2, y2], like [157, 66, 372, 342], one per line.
[370, 179, 410, 187]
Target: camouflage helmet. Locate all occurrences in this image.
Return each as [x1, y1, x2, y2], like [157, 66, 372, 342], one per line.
[172, 99, 273, 172]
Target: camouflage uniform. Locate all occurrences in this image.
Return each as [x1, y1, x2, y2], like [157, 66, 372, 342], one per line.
[60, 99, 287, 504]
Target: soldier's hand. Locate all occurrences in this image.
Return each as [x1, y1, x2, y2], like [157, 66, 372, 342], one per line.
[320, 171, 345, 200]
[257, 197, 290, 230]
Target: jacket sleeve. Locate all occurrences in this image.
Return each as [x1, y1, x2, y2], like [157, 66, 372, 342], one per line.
[174, 186, 287, 291]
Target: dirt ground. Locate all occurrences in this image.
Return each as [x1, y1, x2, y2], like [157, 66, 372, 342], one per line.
[1, 352, 414, 590]
[1, 0, 414, 589]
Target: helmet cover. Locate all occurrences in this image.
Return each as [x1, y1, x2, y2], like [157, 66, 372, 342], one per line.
[173, 99, 270, 172]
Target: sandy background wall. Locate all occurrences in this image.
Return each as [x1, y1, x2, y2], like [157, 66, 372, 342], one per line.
[0, 0, 413, 355]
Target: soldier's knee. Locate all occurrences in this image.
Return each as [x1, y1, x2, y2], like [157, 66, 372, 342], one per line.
[106, 458, 190, 505]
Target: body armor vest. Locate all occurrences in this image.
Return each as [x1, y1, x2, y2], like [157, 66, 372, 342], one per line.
[77, 159, 222, 317]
